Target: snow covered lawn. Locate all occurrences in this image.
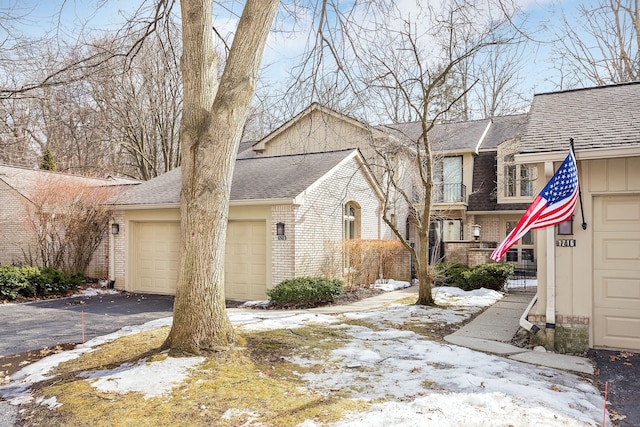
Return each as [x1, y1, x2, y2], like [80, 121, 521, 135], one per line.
[0, 286, 608, 426]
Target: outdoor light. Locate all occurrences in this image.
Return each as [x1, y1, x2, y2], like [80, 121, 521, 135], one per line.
[111, 223, 120, 235]
[473, 224, 481, 240]
[557, 216, 574, 235]
[276, 222, 285, 236]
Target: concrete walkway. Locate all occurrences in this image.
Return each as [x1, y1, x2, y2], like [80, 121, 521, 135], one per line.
[307, 285, 594, 375]
[444, 290, 594, 375]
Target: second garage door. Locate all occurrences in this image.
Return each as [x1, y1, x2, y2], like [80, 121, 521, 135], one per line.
[133, 222, 181, 294]
[593, 195, 640, 350]
[225, 221, 267, 300]
[131, 220, 267, 300]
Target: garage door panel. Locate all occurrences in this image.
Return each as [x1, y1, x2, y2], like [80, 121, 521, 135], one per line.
[595, 196, 640, 231]
[224, 221, 267, 301]
[594, 271, 640, 309]
[594, 310, 640, 349]
[594, 233, 640, 269]
[132, 220, 266, 300]
[133, 222, 180, 295]
[593, 195, 640, 350]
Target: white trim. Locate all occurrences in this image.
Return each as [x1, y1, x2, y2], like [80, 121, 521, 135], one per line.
[114, 198, 296, 210]
[253, 103, 390, 152]
[475, 119, 493, 154]
[113, 203, 179, 210]
[231, 198, 295, 206]
[515, 145, 640, 163]
[292, 150, 384, 205]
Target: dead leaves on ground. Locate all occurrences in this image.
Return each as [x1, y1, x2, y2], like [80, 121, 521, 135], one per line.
[608, 351, 637, 366]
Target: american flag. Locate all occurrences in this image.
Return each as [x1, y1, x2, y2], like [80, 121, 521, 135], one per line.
[491, 150, 579, 261]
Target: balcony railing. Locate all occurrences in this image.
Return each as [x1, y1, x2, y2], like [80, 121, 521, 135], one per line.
[433, 183, 466, 203]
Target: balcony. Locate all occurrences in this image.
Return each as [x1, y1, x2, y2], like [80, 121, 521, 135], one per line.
[433, 183, 466, 203]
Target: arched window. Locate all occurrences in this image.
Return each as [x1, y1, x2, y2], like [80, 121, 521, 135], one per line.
[343, 202, 361, 240]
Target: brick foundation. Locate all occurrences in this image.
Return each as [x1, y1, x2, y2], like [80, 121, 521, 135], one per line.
[527, 314, 590, 354]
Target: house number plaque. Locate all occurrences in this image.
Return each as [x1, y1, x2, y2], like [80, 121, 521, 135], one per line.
[556, 239, 576, 247]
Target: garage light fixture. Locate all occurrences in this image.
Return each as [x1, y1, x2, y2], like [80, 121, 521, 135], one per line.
[473, 224, 481, 240]
[111, 223, 120, 235]
[557, 216, 573, 235]
[276, 222, 285, 236]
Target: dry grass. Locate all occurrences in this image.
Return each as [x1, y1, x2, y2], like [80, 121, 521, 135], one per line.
[18, 325, 370, 427]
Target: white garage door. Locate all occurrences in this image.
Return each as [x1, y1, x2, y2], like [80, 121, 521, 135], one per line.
[593, 195, 640, 350]
[132, 220, 267, 300]
[225, 221, 267, 300]
[132, 222, 180, 294]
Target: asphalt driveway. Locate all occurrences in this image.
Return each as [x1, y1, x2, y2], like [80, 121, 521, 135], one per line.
[588, 349, 640, 427]
[0, 292, 174, 358]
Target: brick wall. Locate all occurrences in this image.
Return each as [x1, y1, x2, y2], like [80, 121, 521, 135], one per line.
[293, 156, 381, 280]
[0, 182, 109, 277]
[111, 211, 126, 289]
[84, 236, 109, 279]
[271, 204, 295, 286]
[527, 313, 590, 354]
[0, 185, 35, 265]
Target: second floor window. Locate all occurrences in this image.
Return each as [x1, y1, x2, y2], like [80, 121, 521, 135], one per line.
[504, 154, 536, 198]
[434, 156, 464, 202]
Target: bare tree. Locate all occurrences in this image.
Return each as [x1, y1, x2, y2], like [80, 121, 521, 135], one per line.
[340, 2, 518, 305]
[552, 0, 640, 88]
[163, 0, 280, 353]
[23, 178, 117, 274]
[470, 36, 528, 117]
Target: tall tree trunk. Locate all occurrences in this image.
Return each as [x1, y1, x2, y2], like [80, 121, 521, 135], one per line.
[165, 0, 280, 354]
[415, 178, 435, 306]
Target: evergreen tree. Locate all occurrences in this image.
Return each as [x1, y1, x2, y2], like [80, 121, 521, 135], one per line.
[40, 148, 57, 172]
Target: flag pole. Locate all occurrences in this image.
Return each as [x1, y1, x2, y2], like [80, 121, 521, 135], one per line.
[569, 138, 587, 230]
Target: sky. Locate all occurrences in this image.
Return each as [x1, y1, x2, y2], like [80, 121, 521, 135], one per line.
[2, 0, 592, 93]
[0, 0, 616, 127]
[0, 282, 610, 426]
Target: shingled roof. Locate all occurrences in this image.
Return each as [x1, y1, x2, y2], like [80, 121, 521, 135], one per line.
[467, 151, 530, 212]
[0, 164, 138, 202]
[520, 81, 640, 153]
[115, 149, 363, 206]
[378, 119, 492, 152]
[480, 114, 528, 150]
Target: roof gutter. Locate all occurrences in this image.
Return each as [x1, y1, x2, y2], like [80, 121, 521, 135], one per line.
[110, 203, 179, 210]
[515, 145, 640, 163]
[111, 198, 297, 210]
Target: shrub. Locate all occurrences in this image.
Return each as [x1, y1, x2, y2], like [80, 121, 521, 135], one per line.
[267, 277, 344, 306]
[461, 263, 514, 291]
[433, 262, 470, 288]
[342, 240, 407, 289]
[0, 265, 83, 301]
[34, 267, 83, 296]
[0, 266, 35, 300]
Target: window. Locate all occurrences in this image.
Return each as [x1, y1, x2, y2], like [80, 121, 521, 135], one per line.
[434, 156, 464, 202]
[504, 154, 536, 198]
[442, 219, 462, 242]
[505, 220, 534, 263]
[343, 202, 361, 271]
[343, 202, 360, 240]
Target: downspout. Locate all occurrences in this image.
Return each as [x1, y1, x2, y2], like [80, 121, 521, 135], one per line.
[518, 160, 558, 350]
[544, 161, 556, 350]
[109, 220, 116, 285]
[545, 226, 556, 350]
[518, 292, 548, 345]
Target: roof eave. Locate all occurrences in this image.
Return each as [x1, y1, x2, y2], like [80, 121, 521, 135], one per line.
[516, 145, 640, 163]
